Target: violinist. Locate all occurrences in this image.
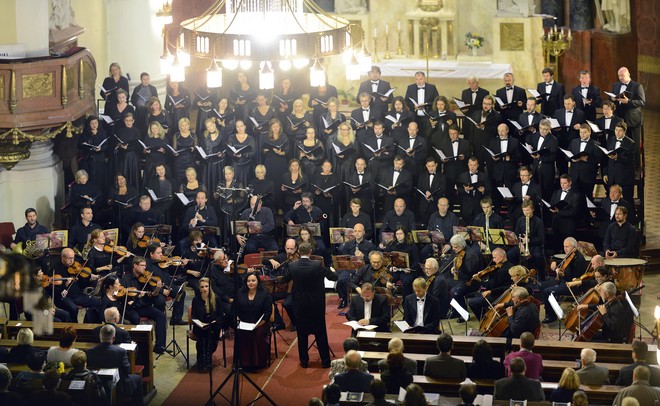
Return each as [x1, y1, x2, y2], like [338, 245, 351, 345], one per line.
[120, 256, 167, 354]
[467, 248, 512, 320]
[208, 249, 237, 329]
[346, 282, 391, 334]
[422, 258, 450, 319]
[541, 237, 587, 324]
[576, 281, 633, 343]
[237, 195, 278, 254]
[180, 229, 206, 296]
[565, 256, 608, 294]
[447, 234, 480, 321]
[348, 251, 390, 300]
[502, 287, 540, 339]
[145, 244, 187, 326]
[100, 275, 139, 325]
[52, 248, 102, 323]
[86, 229, 132, 277]
[382, 227, 420, 297]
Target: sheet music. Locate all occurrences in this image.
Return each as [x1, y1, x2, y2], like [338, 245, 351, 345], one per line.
[527, 88, 541, 98]
[237, 315, 264, 331]
[452, 97, 468, 109]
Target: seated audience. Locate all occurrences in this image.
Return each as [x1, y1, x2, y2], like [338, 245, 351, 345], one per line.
[613, 366, 660, 406]
[576, 348, 610, 385]
[423, 333, 466, 380]
[61, 351, 107, 405]
[503, 331, 543, 379]
[550, 367, 581, 403]
[404, 383, 427, 406]
[377, 337, 417, 375]
[616, 340, 660, 386]
[28, 369, 71, 406]
[8, 328, 38, 365]
[381, 352, 413, 394]
[494, 357, 545, 401]
[0, 364, 23, 404]
[467, 339, 504, 381]
[13, 352, 45, 389]
[333, 350, 374, 392]
[324, 383, 341, 406]
[329, 337, 368, 381]
[46, 326, 78, 367]
[458, 382, 478, 406]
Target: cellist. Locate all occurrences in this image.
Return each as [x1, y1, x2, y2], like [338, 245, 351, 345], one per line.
[467, 248, 512, 320]
[576, 281, 634, 343]
[541, 237, 587, 324]
[502, 287, 540, 339]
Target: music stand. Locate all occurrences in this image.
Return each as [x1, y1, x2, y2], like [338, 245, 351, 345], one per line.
[331, 255, 366, 271]
[380, 231, 395, 246]
[501, 230, 519, 246]
[488, 228, 508, 246]
[411, 230, 445, 245]
[384, 251, 410, 269]
[452, 226, 471, 241]
[329, 228, 355, 244]
[234, 221, 262, 235]
[158, 282, 189, 363]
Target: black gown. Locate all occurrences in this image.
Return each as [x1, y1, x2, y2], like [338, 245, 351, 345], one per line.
[100, 76, 130, 111]
[286, 112, 314, 143]
[296, 139, 325, 179]
[114, 126, 142, 189]
[171, 132, 198, 185]
[262, 133, 290, 203]
[200, 132, 226, 194]
[226, 133, 256, 187]
[247, 177, 274, 209]
[164, 90, 191, 128]
[326, 134, 359, 181]
[249, 106, 276, 163]
[78, 128, 109, 190]
[235, 288, 272, 369]
[193, 87, 219, 136]
[230, 84, 257, 122]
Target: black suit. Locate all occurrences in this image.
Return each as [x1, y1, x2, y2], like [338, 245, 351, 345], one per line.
[495, 86, 526, 133]
[425, 275, 450, 319]
[505, 300, 540, 339]
[536, 81, 564, 117]
[526, 132, 558, 201]
[351, 106, 384, 142]
[571, 85, 602, 122]
[438, 138, 471, 204]
[553, 108, 585, 175]
[460, 87, 490, 130]
[357, 79, 394, 111]
[428, 110, 458, 144]
[604, 135, 636, 203]
[594, 114, 623, 144]
[487, 136, 519, 187]
[344, 168, 374, 215]
[86, 342, 142, 404]
[280, 257, 338, 365]
[507, 180, 542, 221]
[469, 109, 502, 165]
[616, 361, 660, 387]
[362, 134, 395, 175]
[612, 80, 645, 149]
[549, 187, 583, 240]
[568, 138, 603, 196]
[346, 293, 391, 332]
[416, 171, 446, 219]
[394, 134, 428, 176]
[494, 374, 545, 401]
[377, 168, 413, 211]
[457, 170, 492, 225]
[91, 322, 132, 345]
[402, 293, 441, 334]
[333, 369, 375, 393]
[404, 82, 439, 135]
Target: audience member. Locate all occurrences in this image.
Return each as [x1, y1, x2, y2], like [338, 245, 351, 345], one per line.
[423, 333, 466, 380]
[8, 328, 38, 364]
[613, 366, 660, 406]
[458, 382, 478, 406]
[403, 383, 427, 406]
[328, 337, 368, 381]
[577, 348, 610, 385]
[377, 337, 417, 375]
[503, 331, 543, 379]
[28, 369, 71, 406]
[46, 326, 78, 367]
[494, 357, 545, 401]
[332, 350, 374, 392]
[467, 339, 504, 380]
[572, 390, 589, 406]
[324, 383, 341, 406]
[616, 340, 660, 386]
[0, 364, 23, 404]
[380, 352, 413, 394]
[550, 367, 581, 403]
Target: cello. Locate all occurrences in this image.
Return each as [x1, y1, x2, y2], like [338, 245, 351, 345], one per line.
[479, 269, 536, 335]
[482, 297, 533, 337]
[564, 268, 610, 333]
[573, 285, 642, 341]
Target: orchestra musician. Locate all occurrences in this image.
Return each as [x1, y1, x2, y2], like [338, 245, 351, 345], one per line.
[121, 256, 168, 354]
[421, 258, 450, 320]
[145, 244, 187, 326]
[208, 249, 238, 329]
[421, 197, 459, 261]
[576, 281, 634, 343]
[507, 200, 545, 278]
[565, 258, 609, 295]
[348, 251, 391, 299]
[381, 227, 420, 297]
[264, 238, 298, 331]
[86, 229, 132, 278]
[470, 197, 505, 255]
[467, 248, 512, 320]
[336, 223, 377, 309]
[237, 195, 278, 254]
[180, 190, 219, 247]
[69, 207, 101, 253]
[603, 206, 638, 259]
[346, 282, 391, 334]
[457, 156, 492, 226]
[541, 237, 587, 324]
[501, 287, 540, 339]
[402, 277, 441, 334]
[447, 234, 480, 322]
[180, 229, 205, 296]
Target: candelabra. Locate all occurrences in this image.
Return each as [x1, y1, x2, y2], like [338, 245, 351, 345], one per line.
[396, 22, 404, 56]
[541, 25, 572, 73]
[384, 24, 392, 59]
[372, 34, 380, 63]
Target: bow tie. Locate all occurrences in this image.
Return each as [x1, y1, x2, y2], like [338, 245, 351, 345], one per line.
[581, 87, 589, 90]
[452, 140, 459, 143]
[417, 298, 425, 302]
[522, 183, 530, 186]
[418, 86, 425, 89]
[470, 172, 477, 176]
[506, 87, 513, 90]
[529, 113, 535, 116]
[581, 140, 588, 143]
[500, 138, 508, 141]
[371, 81, 379, 85]
[362, 108, 370, 112]
[429, 172, 436, 176]
[409, 137, 416, 141]
[566, 111, 573, 114]
[393, 170, 401, 173]
[612, 201, 619, 205]
[472, 91, 478, 94]
[546, 82, 554, 86]
[357, 172, 364, 175]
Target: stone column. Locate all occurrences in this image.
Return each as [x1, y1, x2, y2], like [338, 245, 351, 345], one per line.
[0, 141, 64, 230]
[569, 0, 593, 30]
[541, 0, 564, 28]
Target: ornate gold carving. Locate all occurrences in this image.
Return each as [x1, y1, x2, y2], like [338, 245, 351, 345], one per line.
[66, 65, 75, 97]
[500, 23, 524, 51]
[639, 54, 660, 75]
[22, 73, 54, 98]
[62, 66, 68, 108]
[10, 70, 16, 114]
[78, 59, 85, 99]
[0, 75, 3, 99]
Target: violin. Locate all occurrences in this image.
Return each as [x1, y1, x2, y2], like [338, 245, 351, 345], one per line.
[453, 250, 466, 281]
[137, 236, 161, 249]
[115, 286, 150, 297]
[373, 267, 393, 285]
[158, 256, 186, 268]
[555, 248, 577, 281]
[39, 274, 68, 288]
[103, 241, 131, 257]
[67, 261, 92, 278]
[467, 262, 502, 286]
[138, 270, 161, 286]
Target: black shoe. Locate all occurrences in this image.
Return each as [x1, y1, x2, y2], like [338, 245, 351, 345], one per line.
[301, 362, 309, 368]
[272, 323, 285, 331]
[170, 318, 187, 326]
[322, 362, 331, 368]
[542, 317, 557, 324]
[154, 346, 166, 354]
[338, 300, 347, 309]
[289, 325, 297, 332]
[456, 317, 465, 323]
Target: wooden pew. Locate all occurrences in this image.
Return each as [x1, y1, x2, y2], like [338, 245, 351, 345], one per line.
[0, 339, 136, 375]
[356, 332, 658, 364]
[371, 373, 622, 405]
[358, 350, 625, 383]
[4, 320, 155, 401]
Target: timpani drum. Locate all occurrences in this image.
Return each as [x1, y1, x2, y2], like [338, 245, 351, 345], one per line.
[605, 258, 646, 291]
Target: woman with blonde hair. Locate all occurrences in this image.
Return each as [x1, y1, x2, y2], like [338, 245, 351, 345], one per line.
[100, 62, 129, 112]
[143, 121, 170, 177]
[172, 117, 198, 185]
[70, 169, 102, 213]
[146, 97, 172, 136]
[190, 277, 224, 372]
[286, 98, 314, 142]
[550, 367, 581, 402]
[318, 96, 345, 140]
[200, 118, 226, 193]
[327, 121, 357, 180]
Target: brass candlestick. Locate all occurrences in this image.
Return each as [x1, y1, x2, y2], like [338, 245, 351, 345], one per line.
[372, 36, 380, 62]
[541, 25, 572, 74]
[384, 33, 392, 59]
[397, 26, 404, 56]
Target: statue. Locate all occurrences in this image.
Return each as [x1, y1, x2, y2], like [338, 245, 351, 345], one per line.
[334, 0, 368, 14]
[49, 0, 77, 31]
[600, 0, 631, 34]
[497, 0, 535, 17]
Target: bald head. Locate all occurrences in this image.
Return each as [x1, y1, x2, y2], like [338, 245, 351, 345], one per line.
[61, 248, 75, 266]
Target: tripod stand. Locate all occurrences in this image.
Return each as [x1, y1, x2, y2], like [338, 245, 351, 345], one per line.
[158, 283, 188, 363]
[206, 233, 275, 405]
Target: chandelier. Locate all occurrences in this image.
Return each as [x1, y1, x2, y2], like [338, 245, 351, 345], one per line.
[159, 0, 353, 89]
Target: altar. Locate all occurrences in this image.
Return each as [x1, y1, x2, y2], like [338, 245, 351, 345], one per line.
[373, 59, 513, 79]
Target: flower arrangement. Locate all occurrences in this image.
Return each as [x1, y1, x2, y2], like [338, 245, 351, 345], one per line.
[464, 32, 485, 50]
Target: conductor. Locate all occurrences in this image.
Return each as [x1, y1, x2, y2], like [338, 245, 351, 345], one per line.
[279, 242, 338, 368]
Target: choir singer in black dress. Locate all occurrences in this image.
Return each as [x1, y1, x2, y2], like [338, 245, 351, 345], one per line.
[191, 277, 224, 372]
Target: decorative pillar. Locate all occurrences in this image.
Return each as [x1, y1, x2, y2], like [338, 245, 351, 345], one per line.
[570, 0, 593, 30]
[541, 0, 564, 28]
[0, 141, 64, 230]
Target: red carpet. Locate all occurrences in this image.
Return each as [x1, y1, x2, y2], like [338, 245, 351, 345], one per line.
[164, 294, 350, 405]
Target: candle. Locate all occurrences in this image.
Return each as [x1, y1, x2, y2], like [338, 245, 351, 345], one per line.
[554, 24, 557, 33]
[398, 20, 401, 32]
[386, 23, 389, 35]
[560, 27, 564, 35]
[374, 27, 377, 37]
[568, 29, 572, 39]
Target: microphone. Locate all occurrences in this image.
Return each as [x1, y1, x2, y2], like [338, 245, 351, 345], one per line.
[126, 73, 132, 81]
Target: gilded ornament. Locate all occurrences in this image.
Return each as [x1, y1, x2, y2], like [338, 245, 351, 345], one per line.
[500, 23, 524, 51]
[22, 73, 54, 99]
